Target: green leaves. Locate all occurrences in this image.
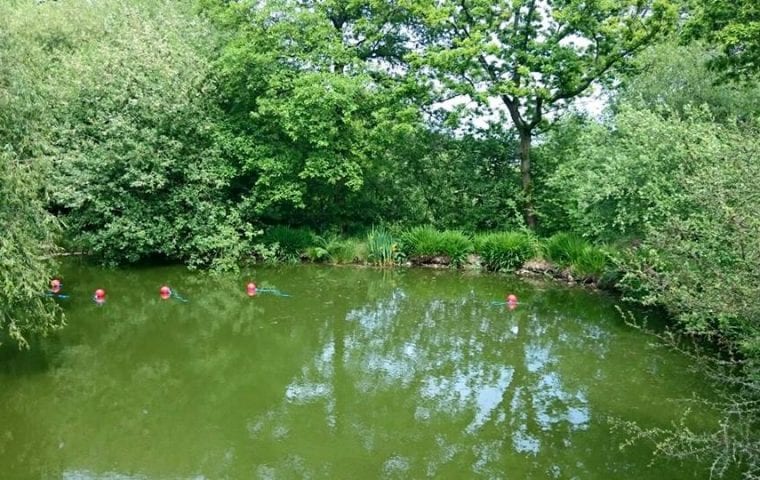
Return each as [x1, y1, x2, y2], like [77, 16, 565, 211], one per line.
[4, 0, 252, 269]
[413, 0, 679, 129]
[0, 151, 63, 348]
[474, 231, 537, 272]
[208, 0, 432, 229]
[400, 226, 473, 267]
[617, 41, 760, 123]
[686, 0, 760, 80]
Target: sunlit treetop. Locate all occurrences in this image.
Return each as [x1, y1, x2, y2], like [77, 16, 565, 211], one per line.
[409, 0, 679, 131]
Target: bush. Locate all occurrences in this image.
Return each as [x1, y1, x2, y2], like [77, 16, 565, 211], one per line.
[328, 237, 367, 264]
[400, 226, 473, 267]
[305, 245, 331, 263]
[306, 235, 367, 264]
[474, 231, 537, 271]
[262, 226, 315, 262]
[572, 244, 612, 279]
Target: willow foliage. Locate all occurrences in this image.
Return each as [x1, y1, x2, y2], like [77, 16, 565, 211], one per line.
[0, 151, 63, 348]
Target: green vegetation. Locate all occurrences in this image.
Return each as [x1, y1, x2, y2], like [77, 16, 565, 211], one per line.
[411, 0, 678, 227]
[366, 227, 398, 267]
[0, 151, 63, 348]
[306, 235, 367, 264]
[475, 232, 537, 272]
[1, 0, 759, 476]
[262, 226, 315, 262]
[400, 227, 472, 267]
[543, 233, 590, 266]
[543, 233, 613, 280]
[686, 0, 760, 80]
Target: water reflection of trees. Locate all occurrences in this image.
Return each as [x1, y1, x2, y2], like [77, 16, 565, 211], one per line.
[0, 265, 705, 479]
[250, 278, 623, 478]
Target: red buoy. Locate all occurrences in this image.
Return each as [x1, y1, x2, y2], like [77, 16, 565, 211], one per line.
[246, 282, 257, 297]
[159, 286, 171, 300]
[50, 279, 61, 294]
[507, 294, 518, 308]
[93, 288, 106, 305]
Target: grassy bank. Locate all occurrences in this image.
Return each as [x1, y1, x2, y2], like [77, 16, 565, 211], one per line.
[253, 225, 620, 288]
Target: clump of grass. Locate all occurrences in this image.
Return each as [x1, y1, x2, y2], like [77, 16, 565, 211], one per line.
[400, 226, 473, 267]
[474, 231, 538, 271]
[543, 233, 589, 265]
[367, 226, 398, 266]
[543, 233, 615, 279]
[572, 245, 609, 278]
[262, 226, 315, 262]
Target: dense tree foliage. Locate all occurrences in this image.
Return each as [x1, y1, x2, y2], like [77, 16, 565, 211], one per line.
[203, 0, 429, 230]
[687, 0, 760, 79]
[0, 3, 66, 346]
[0, 151, 62, 348]
[48, 2, 255, 269]
[615, 40, 760, 122]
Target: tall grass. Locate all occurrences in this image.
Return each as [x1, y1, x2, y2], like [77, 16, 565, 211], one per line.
[367, 226, 398, 266]
[474, 231, 538, 271]
[543, 233, 613, 278]
[543, 233, 588, 265]
[572, 245, 610, 278]
[400, 226, 473, 267]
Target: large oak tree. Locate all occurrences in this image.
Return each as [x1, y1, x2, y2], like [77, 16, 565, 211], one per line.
[411, 0, 678, 227]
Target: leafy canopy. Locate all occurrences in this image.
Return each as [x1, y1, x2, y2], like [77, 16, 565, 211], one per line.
[410, 0, 679, 134]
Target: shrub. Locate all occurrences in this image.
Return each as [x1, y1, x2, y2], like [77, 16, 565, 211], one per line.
[262, 226, 315, 262]
[400, 226, 473, 267]
[329, 238, 367, 264]
[367, 226, 398, 266]
[251, 242, 281, 265]
[305, 245, 330, 263]
[307, 235, 367, 264]
[474, 231, 537, 271]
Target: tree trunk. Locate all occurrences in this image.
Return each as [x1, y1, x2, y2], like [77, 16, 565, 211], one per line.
[519, 128, 536, 229]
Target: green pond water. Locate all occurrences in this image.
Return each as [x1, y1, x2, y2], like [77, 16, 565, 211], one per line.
[0, 262, 719, 479]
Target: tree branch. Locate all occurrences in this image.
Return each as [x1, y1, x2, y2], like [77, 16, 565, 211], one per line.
[549, 39, 652, 104]
[513, 0, 538, 88]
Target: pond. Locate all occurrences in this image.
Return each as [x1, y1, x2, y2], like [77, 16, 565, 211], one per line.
[0, 262, 717, 479]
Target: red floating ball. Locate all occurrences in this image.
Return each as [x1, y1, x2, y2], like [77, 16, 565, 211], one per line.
[94, 288, 106, 300]
[246, 282, 257, 297]
[159, 286, 171, 300]
[507, 294, 518, 305]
